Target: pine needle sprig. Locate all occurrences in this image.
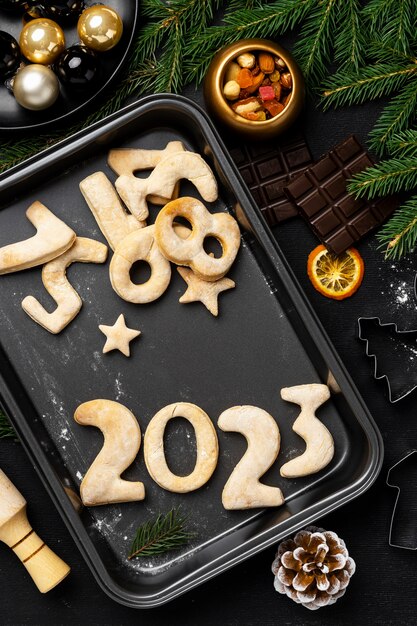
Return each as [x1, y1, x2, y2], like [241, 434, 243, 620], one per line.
[0, 411, 16, 440]
[333, 0, 364, 72]
[366, 38, 417, 65]
[228, 0, 264, 9]
[128, 508, 194, 559]
[293, 0, 338, 87]
[321, 61, 417, 110]
[387, 130, 417, 157]
[347, 157, 417, 199]
[368, 79, 417, 155]
[125, 0, 222, 94]
[377, 196, 417, 259]
[363, 0, 417, 55]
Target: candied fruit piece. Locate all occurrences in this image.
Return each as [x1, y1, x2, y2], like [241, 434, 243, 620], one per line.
[236, 68, 253, 88]
[259, 85, 275, 101]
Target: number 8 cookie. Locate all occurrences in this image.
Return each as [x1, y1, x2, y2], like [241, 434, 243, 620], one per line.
[155, 197, 241, 281]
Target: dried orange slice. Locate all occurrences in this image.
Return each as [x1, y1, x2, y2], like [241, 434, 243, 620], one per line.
[307, 245, 364, 300]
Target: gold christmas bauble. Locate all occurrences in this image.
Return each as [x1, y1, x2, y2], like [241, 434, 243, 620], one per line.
[19, 18, 65, 65]
[77, 5, 123, 52]
[13, 64, 60, 110]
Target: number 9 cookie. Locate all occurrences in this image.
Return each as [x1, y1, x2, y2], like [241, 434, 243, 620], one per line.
[154, 197, 241, 281]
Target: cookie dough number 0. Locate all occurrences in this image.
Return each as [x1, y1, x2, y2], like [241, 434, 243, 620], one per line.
[144, 402, 219, 493]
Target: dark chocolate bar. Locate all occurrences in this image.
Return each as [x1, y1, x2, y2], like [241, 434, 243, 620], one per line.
[284, 135, 397, 255]
[228, 133, 313, 227]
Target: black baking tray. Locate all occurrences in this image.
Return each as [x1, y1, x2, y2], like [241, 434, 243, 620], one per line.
[0, 95, 383, 608]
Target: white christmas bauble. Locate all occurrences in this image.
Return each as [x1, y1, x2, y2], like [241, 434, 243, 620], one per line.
[13, 64, 60, 111]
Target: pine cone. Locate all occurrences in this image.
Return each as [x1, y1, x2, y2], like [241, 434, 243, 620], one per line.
[272, 526, 356, 611]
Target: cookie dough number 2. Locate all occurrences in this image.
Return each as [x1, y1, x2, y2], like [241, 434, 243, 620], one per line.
[218, 406, 284, 510]
[75, 400, 145, 506]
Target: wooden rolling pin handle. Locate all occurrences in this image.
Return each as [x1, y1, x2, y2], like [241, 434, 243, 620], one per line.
[0, 505, 70, 593]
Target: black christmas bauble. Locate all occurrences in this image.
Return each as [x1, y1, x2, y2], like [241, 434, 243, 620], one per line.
[0, 0, 31, 11]
[0, 31, 20, 79]
[22, 3, 48, 24]
[56, 44, 99, 90]
[44, 1, 85, 23]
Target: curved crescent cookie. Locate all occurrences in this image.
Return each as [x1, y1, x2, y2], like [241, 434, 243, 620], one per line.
[22, 237, 108, 334]
[144, 402, 219, 493]
[0, 201, 76, 275]
[108, 140, 185, 206]
[279, 384, 334, 478]
[79, 172, 145, 251]
[115, 152, 218, 222]
[74, 399, 144, 506]
[218, 406, 284, 509]
[109, 225, 171, 304]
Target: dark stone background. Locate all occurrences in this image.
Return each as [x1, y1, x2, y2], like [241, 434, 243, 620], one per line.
[2, 28, 417, 626]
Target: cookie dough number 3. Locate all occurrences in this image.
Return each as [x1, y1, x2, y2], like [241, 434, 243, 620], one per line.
[218, 406, 284, 509]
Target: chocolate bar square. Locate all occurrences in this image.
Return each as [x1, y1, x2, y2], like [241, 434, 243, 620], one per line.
[284, 135, 397, 255]
[229, 133, 313, 227]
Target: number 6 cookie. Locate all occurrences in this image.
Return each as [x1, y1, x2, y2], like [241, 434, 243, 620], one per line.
[155, 197, 241, 281]
[109, 225, 171, 303]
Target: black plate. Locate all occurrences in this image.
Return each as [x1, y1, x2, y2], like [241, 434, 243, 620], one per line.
[0, 95, 383, 607]
[0, 0, 138, 131]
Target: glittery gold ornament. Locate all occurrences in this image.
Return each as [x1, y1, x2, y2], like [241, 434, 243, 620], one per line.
[13, 64, 59, 110]
[77, 5, 123, 52]
[19, 18, 65, 65]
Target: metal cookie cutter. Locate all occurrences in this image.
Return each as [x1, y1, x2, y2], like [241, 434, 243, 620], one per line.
[387, 450, 417, 549]
[358, 316, 417, 403]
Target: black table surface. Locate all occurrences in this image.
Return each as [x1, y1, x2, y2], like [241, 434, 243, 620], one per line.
[2, 85, 417, 626]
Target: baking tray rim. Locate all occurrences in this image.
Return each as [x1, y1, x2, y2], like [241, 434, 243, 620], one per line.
[0, 94, 384, 608]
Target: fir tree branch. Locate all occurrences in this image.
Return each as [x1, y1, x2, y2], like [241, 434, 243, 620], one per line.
[135, 0, 222, 93]
[228, 0, 264, 9]
[0, 411, 16, 440]
[369, 79, 417, 154]
[333, 0, 364, 72]
[363, 0, 417, 55]
[366, 38, 417, 65]
[347, 157, 417, 199]
[387, 130, 417, 156]
[128, 509, 194, 559]
[321, 62, 417, 110]
[293, 0, 338, 87]
[377, 196, 417, 259]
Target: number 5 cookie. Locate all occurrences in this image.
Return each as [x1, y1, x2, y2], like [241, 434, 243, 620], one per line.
[155, 197, 241, 281]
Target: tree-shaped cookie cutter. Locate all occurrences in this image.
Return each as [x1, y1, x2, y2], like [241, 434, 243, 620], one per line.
[386, 450, 417, 549]
[357, 316, 417, 403]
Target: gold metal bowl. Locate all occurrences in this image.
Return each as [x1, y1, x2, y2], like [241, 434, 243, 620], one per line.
[203, 38, 305, 139]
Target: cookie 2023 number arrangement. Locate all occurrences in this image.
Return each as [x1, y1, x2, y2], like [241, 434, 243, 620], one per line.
[74, 385, 335, 511]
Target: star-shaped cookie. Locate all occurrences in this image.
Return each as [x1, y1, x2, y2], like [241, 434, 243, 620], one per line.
[99, 314, 141, 357]
[177, 267, 235, 316]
